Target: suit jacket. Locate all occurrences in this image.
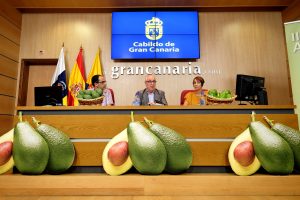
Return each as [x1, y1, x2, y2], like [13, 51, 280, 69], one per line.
[136, 89, 168, 106]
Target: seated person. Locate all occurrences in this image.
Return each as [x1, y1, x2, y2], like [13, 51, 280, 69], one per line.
[183, 76, 207, 106]
[133, 74, 168, 106]
[91, 75, 114, 106]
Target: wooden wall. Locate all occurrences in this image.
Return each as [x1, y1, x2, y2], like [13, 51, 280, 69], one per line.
[282, 0, 300, 22]
[19, 12, 291, 106]
[0, 0, 21, 134]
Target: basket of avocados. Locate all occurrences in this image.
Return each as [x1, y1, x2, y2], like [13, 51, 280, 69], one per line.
[207, 89, 236, 104]
[77, 89, 104, 105]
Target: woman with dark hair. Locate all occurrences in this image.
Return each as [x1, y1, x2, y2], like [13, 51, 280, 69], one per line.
[183, 76, 207, 106]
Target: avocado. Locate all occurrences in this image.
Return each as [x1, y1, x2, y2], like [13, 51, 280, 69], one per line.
[144, 118, 192, 173]
[228, 128, 261, 176]
[127, 112, 167, 174]
[264, 116, 300, 170]
[32, 117, 75, 174]
[208, 89, 218, 97]
[102, 128, 133, 176]
[78, 90, 85, 96]
[13, 113, 49, 174]
[0, 129, 14, 174]
[84, 90, 93, 95]
[77, 94, 83, 99]
[249, 112, 294, 174]
[83, 95, 92, 99]
[92, 91, 100, 99]
[95, 88, 103, 96]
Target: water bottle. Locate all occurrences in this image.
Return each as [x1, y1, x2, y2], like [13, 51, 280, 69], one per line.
[132, 94, 141, 106]
[200, 92, 206, 105]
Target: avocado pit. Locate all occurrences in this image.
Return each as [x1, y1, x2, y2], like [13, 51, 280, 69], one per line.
[0, 141, 13, 166]
[107, 141, 129, 166]
[233, 141, 255, 166]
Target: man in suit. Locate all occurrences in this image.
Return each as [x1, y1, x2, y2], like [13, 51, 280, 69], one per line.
[133, 74, 168, 106]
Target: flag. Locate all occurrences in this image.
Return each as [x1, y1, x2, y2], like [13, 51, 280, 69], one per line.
[68, 47, 86, 106]
[87, 48, 103, 88]
[51, 47, 68, 106]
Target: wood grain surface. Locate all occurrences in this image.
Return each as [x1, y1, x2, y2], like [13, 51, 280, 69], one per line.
[0, 174, 300, 196]
[19, 114, 298, 138]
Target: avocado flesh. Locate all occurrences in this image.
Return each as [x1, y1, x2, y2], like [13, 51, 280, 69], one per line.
[0, 129, 14, 174]
[102, 128, 133, 176]
[271, 123, 300, 170]
[34, 120, 75, 174]
[13, 121, 49, 174]
[145, 119, 192, 173]
[249, 121, 294, 174]
[228, 128, 261, 176]
[127, 121, 167, 175]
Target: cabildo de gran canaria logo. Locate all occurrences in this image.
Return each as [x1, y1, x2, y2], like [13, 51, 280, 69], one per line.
[145, 17, 163, 40]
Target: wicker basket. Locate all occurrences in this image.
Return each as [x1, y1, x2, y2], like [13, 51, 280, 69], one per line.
[206, 95, 237, 105]
[78, 96, 104, 106]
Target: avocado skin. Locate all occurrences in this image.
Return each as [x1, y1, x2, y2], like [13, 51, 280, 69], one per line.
[249, 121, 294, 174]
[271, 123, 300, 170]
[13, 121, 49, 174]
[35, 123, 75, 174]
[146, 121, 192, 173]
[127, 121, 167, 175]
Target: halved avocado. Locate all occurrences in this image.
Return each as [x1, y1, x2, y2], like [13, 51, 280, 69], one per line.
[102, 128, 132, 175]
[0, 129, 14, 174]
[228, 128, 261, 176]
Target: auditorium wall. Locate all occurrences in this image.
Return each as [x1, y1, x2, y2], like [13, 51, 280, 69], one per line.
[0, 0, 21, 133]
[19, 12, 292, 106]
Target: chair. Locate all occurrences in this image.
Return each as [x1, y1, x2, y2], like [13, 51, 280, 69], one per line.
[180, 89, 208, 105]
[180, 90, 195, 105]
[108, 88, 115, 105]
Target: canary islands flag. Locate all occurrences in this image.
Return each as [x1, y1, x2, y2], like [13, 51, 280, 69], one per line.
[51, 47, 68, 106]
[87, 48, 103, 88]
[68, 47, 86, 106]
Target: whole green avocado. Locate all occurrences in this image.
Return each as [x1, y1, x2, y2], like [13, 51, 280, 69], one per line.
[13, 113, 49, 174]
[249, 113, 294, 174]
[32, 117, 75, 174]
[144, 117, 193, 174]
[127, 112, 167, 175]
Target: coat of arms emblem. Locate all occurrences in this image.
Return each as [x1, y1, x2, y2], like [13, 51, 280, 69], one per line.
[145, 17, 163, 40]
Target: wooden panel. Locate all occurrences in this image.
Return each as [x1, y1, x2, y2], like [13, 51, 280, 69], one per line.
[0, 115, 14, 134]
[0, 95, 15, 115]
[282, 0, 300, 22]
[0, 15, 21, 44]
[21, 114, 299, 139]
[8, 0, 294, 8]
[1, 174, 300, 196]
[26, 65, 56, 106]
[0, 0, 22, 28]
[0, 75, 17, 97]
[72, 142, 230, 166]
[0, 34, 19, 61]
[0, 55, 18, 78]
[2, 197, 300, 200]
[19, 12, 291, 106]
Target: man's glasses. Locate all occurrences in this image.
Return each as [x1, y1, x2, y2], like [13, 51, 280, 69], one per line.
[145, 80, 157, 83]
[95, 81, 106, 84]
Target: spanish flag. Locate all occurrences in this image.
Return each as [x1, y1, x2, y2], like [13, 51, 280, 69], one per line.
[87, 48, 103, 88]
[68, 47, 86, 106]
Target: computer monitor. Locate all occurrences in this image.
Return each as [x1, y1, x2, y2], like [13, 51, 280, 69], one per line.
[235, 74, 268, 105]
[34, 86, 63, 106]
